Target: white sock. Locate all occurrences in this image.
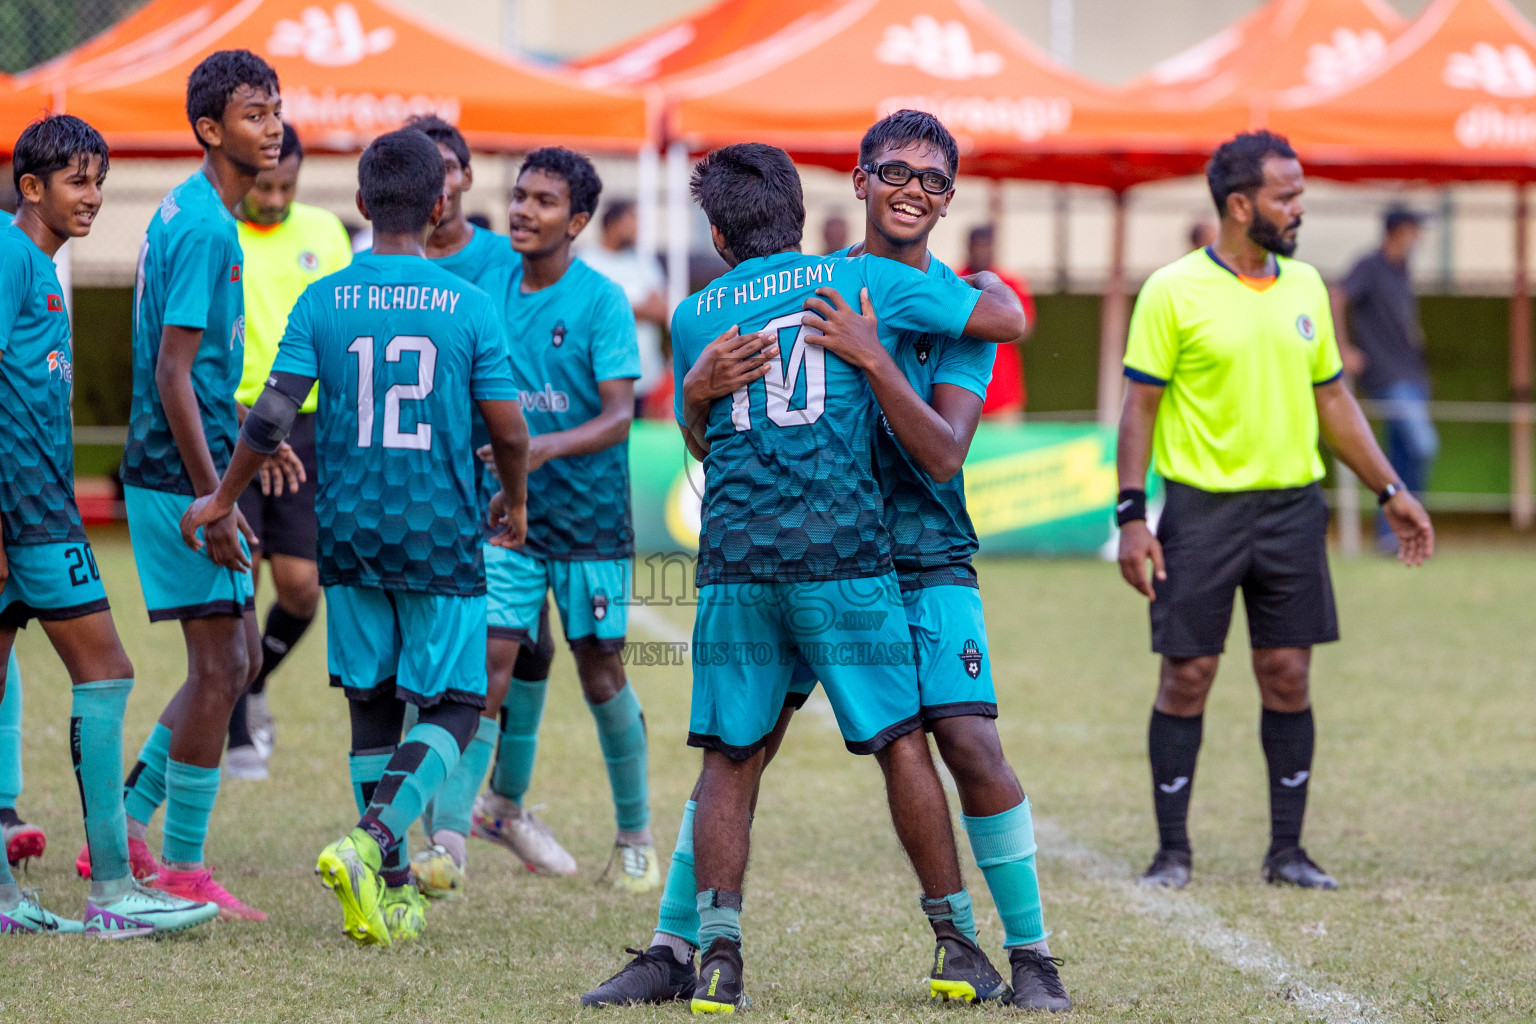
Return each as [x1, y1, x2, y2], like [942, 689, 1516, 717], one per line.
[617, 828, 653, 847]
[1016, 939, 1052, 957]
[432, 829, 468, 868]
[126, 817, 149, 842]
[651, 932, 694, 964]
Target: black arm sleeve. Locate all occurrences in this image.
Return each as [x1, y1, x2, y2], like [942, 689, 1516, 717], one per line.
[240, 372, 313, 455]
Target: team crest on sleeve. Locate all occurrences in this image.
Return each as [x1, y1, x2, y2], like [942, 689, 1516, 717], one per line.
[551, 320, 567, 347]
[958, 639, 984, 679]
[298, 250, 320, 271]
[1295, 314, 1316, 340]
[591, 589, 609, 621]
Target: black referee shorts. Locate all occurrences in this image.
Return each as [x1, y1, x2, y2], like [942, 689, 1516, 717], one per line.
[1149, 480, 1339, 658]
[237, 411, 318, 562]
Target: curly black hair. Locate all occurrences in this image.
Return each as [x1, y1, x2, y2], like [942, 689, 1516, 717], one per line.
[519, 147, 603, 218]
[186, 49, 279, 148]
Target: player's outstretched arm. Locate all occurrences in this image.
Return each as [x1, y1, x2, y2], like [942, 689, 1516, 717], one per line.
[959, 271, 1028, 345]
[679, 327, 778, 459]
[802, 288, 979, 482]
[1315, 377, 1434, 566]
[525, 378, 635, 473]
[480, 397, 530, 549]
[1116, 381, 1166, 599]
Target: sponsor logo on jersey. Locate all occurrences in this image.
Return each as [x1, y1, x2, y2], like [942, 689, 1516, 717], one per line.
[838, 610, 889, 631]
[299, 250, 320, 271]
[519, 384, 570, 413]
[592, 590, 609, 622]
[46, 349, 73, 383]
[1295, 313, 1316, 340]
[551, 320, 567, 347]
[158, 195, 181, 224]
[268, 2, 397, 67]
[958, 638, 983, 679]
[230, 315, 246, 349]
[46, 293, 64, 312]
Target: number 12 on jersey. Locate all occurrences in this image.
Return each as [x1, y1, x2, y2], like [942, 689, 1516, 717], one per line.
[730, 313, 826, 432]
[348, 334, 438, 451]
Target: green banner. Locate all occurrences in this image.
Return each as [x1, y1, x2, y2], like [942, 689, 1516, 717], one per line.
[628, 421, 1121, 557]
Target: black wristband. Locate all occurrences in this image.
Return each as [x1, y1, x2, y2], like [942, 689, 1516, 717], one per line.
[1115, 488, 1147, 526]
[1377, 482, 1402, 506]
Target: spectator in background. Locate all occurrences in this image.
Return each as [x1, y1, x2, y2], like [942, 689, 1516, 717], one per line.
[961, 224, 1035, 420]
[580, 198, 668, 414]
[821, 213, 850, 254]
[229, 122, 352, 778]
[1188, 219, 1217, 251]
[1332, 205, 1437, 553]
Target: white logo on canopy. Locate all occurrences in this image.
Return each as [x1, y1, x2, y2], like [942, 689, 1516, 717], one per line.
[1444, 42, 1536, 97]
[875, 15, 1003, 80]
[268, 3, 397, 67]
[1303, 28, 1389, 88]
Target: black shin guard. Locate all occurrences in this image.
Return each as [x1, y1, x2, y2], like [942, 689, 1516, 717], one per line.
[1148, 709, 1203, 853]
[1261, 707, 1314, 855]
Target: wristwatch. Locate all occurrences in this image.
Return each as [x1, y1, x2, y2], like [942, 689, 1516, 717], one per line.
[1377, 482, 1402, 506]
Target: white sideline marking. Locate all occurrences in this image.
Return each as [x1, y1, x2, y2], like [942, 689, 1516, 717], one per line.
[628, 604, 1392, 1023]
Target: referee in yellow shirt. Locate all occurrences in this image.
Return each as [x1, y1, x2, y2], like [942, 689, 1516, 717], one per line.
[226, 123, 352, 778]
[1116, 131, 1433, 891]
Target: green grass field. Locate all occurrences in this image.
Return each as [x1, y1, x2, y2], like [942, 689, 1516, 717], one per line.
[3, 528, 1533, 1023]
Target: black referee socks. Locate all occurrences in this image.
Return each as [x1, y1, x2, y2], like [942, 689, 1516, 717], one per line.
[251, 604, 314, 696]
[1261, 707, 1315, 856]
[1148, 709, 1203, 853]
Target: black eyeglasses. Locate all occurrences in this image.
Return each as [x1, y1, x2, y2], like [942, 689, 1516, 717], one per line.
[865, 161, 953, 195]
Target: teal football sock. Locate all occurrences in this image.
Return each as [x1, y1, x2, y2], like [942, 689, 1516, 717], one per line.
[0, 651, 23, 811]
[696, 888, 742, 948]
[348, 747, 405, 876]
[654, 800, 699, 948]
[361, 723, 459, 857]
[922, 887, 978, 943]
[427, 715, 496, 837]
[71, 678, 134, 884]
[123, 721, 172, 826]
[161, 759, 220, 866]
[963, 799, 1046, 947]
[587, 682, 650, 834]
[492, 675, 547, 804]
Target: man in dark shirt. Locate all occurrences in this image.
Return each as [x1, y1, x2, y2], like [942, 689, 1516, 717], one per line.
[1333, 205, 1438, 551]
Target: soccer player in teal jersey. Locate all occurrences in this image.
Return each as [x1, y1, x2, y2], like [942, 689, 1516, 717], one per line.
[107, 50, 293, 922]
[446, 147, 656, 894]
[663, 143, 1026, 1012]
[181, 128, 530, 947]
[582, 115, 1068, 1011]
[0, 114, 218, 937]
[400, 116, 560, 896]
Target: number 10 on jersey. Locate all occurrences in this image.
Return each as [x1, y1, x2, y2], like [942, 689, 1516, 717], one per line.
[730, 314, 826, 431]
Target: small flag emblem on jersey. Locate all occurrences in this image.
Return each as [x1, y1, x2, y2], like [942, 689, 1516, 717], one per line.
[958, 639, 983, 679]
[231, 264, 242, 282]
[46, 294, 63, 311]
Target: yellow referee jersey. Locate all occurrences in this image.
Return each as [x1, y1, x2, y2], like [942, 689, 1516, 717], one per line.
[1124, 247, 1344, 492]
[236, 202, 353, 411]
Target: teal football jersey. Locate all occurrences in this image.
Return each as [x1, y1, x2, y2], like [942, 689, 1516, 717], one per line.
[0, 223, 81, 545]
[270, 253, 518, 596]
[831, 247, 993, 590]
[671, 250, 979, 586]
[429, 224, 520, 516]
[123, 170, 246, 495]
[483, 258, 640, 561]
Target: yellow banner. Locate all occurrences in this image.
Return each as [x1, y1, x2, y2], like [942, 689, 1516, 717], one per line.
[964, 435, 1117, 537]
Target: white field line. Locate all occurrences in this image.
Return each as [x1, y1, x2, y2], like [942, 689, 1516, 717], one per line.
[627, 604, 1394, 1023]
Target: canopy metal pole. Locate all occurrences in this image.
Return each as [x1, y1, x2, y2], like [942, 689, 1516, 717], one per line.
[1511, 181, 1533, 528]
[1097, 188, 1129, 426]
[665, 141, 691, 316]
[636, 142, 659, 274]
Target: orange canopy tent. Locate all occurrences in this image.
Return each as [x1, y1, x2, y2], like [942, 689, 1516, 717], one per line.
[1269, 0, 1536, 179]
[659, 0, 1214, 188]
[1, 0, 648, 155]
[1124, 0, 1405, 113]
